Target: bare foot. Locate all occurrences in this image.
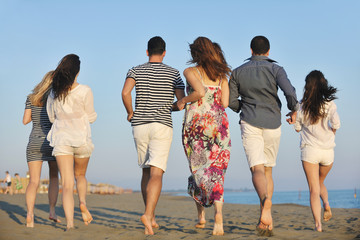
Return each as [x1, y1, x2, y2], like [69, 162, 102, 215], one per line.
[152, 217, 159, 228]
[212, 213, 224, 236]
[260, 198, 272, 227]
[80, 202, 93, 225]
[195, 202, 206, 229]
[49, 213, 61, 223]
[323, 205, 332, 222]
[141, 215, 154, 235]
[195, 219, 206, 229]
[315, 225, 322, 232]
[26, 214, 34, 228]
[65, 226, 74, 232]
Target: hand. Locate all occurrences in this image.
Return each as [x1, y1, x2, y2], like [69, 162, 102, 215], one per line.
[127, 112, 133, 122]
[286, 111, 297, 124]
[177, 99, 186, 111]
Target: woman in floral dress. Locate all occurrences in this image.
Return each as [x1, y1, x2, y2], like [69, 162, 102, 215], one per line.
[177, 37, 231, 235]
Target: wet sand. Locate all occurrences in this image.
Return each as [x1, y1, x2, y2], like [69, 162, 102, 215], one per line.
[0, 193, 359, 239]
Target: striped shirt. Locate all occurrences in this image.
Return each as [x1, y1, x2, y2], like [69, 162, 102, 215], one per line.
[25, 96, 55, 162]
[126, 62, 185, 128]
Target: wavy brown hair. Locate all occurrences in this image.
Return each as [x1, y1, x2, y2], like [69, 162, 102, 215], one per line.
[29, 71, 54, 107]
[52, 54, 80, 101]
[188, 37, 231, 81]
[301, 70, 337, 124]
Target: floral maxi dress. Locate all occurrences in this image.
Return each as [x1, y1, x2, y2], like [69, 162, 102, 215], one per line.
[182, 77, 231, 207]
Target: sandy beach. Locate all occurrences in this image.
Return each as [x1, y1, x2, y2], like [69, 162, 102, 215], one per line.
[0, 193, 359, 240]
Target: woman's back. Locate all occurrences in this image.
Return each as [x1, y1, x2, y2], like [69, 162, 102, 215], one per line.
[26, 97, 52, 137]
[295, 100, 340, 149]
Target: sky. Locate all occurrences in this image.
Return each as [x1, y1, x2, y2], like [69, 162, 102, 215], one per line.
[0, 0, 359, 192]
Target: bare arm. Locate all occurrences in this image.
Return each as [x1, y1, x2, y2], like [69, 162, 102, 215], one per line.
[177, 68, 205, 110]
[23, 109, 32, 125]
[173, 88, 185, 111]
[221, 79, 229, 108]
[122, 77, 136, 122]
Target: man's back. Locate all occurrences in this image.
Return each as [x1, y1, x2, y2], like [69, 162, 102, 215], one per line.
[229, 56, 298, 129]
[126, 62, 184, 128]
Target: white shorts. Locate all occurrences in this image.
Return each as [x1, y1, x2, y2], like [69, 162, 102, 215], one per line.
[301, 145, 334, 166]
[132, 122, 173, 172]
[241, 120, 281, 168]
[53, 143, 94, 158]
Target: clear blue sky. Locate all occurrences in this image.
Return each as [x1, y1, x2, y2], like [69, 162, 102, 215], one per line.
[1, 0, 359, 191]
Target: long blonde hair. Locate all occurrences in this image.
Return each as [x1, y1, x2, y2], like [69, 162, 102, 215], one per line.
[29, 71, 54, 107]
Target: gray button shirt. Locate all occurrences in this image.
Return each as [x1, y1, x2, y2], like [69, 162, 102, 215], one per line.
[229, 55, 298, 129]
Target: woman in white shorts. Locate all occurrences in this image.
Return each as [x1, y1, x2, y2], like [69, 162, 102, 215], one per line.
[294, 70, 340, 232]
[47, 54, 97, 230]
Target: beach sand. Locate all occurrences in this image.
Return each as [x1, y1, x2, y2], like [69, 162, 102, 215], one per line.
[0, 193, 359, 240]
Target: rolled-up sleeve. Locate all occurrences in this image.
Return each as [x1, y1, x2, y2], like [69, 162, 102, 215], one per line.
[329, 102, 340, 129]
[294, 110, 302, 131]
[46, 94, 55, 123]
[276, 67, 299, 111]
[84, 88, 97, 123]
[228, 72, 242, 113]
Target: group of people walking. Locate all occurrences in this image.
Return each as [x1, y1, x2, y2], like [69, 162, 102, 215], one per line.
[22, 35, 340, 236]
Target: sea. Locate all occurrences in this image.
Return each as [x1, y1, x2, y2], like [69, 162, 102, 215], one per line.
[175, 189, 360, 209]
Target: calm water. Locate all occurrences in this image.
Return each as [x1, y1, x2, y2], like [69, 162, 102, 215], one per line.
[176, 189, 360, 208]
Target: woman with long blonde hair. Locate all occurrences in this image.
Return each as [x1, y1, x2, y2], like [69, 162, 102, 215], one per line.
[23, 71, 60, 227]
[178, 37, 231, 235]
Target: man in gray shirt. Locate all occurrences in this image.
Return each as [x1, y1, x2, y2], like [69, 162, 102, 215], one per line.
[229, 36, 298, 235]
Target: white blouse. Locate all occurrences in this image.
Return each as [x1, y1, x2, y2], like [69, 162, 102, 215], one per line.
[294, 101, 340, 149]
[46, 84, 97, 147]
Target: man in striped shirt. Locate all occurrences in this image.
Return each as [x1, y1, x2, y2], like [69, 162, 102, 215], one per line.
[122, 36, 185, 235]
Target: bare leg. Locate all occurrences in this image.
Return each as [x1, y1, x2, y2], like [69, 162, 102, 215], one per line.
[25, 161, 42, 227]
[48, 161, 60, 223]
[251, 165, 272, 230]
[195, 201, 206, 228]
[302, 161, 322, 232]
[212, 201, 224, 235]
[265, 167, 274, 200]
[319, 163, 333, 221]
[141, 168, 158, 228]
[56, 155, 75, 230]
[74, 157, 92, 225]
[264, 167, 274, 230]
[140, 166, 164, 235]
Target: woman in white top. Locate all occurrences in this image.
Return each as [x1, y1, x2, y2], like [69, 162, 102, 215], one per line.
[47, 54, 97, 230]
[294, 70, 340, 232]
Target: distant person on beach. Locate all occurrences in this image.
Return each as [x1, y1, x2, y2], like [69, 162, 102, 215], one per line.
[293, 70, 340, 232]
[229, 36, 298, 234]
[14, 173, 24, 194]
[178, 37, 231, 236]
[47, 54, 97, 230]
[23, 71, 60, 227]
[122, 36, 185, 235]
[3, 171, 12, 195]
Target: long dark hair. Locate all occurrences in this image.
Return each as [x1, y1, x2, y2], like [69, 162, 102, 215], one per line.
[52, 54, 80, 101]
[301, 70, 337, 124]
[188, 37, 231, 81]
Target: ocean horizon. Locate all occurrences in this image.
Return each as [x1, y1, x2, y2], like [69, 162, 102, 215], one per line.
[173, 189, 360, 209]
